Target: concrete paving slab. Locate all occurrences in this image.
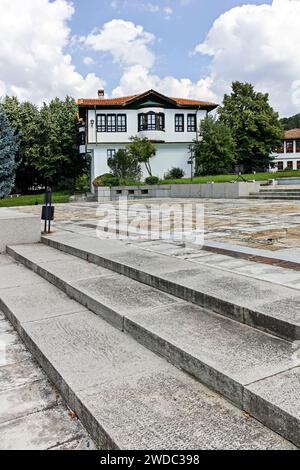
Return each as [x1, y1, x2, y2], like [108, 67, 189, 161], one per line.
[23, 310, 169, 393]
[0, 255, 14, 267]
[0, 281, 87, 323]
[0, 319, 14, 333]
[0, 379, 59, 424]
[244, 367, 300, 447]
[51, 437, 98, 450]
[76, 369, 295, 450]
[0, 405, 86, 450]
[0, 263, 44, 290]
[0, 331, 31, 367]
[75, 274, 180, 317]
[124, 302, 297, 405]
[39, 257, 115, 283]
[0, 360, 45, 392]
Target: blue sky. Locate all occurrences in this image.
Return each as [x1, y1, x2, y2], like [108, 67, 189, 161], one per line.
[69, 0, 272, 95]
[0, 0, 299, 116]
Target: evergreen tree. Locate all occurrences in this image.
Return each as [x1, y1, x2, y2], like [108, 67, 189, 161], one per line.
[1, 96, 40, 192]
[218, 82, 284, 172]
[0, 109, 19, 198]
[194, 116, 236, 176]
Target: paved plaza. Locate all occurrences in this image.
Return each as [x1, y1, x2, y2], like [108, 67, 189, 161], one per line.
[15, 198, 300, 251]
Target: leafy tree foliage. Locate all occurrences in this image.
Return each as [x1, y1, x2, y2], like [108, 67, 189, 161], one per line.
[0, 108, 19, 198]
[127, 136, 156, 176]
[0, 96, 85, 192]
[280, 113, 300, 131]
[194, 116, 236, 176]
[108, 149, 141, 183]
[218, 82, 284, 172]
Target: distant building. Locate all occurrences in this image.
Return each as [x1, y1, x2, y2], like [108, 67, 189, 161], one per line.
[77, 89, 218, 188]
[271, 129, 300, 171]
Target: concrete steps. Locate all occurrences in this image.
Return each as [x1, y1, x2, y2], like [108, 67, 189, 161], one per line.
[6, 242, 300, 447]
[40, 232, 300, 343]
[0, 256, 294, 450]
[249, 187, 300, 200]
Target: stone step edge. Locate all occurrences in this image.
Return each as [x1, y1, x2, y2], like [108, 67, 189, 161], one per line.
[39, 237, 299, 343]
[0, 298, 119, 450]
[6, 245, 300, 447]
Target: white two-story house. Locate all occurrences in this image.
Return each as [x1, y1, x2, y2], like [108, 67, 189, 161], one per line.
[271, 129, 300, 171]
[77, 89, 218, 187]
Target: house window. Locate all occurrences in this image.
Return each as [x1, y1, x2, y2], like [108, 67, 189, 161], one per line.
[286, 140, 294, 153]
[287, 161, 293, 169]
[296, 140, 300, 153]
[138, 112, 165, 131]
[277, 161, 284, 171]
[138, 114, 146, 131]
[97, 114, 106, 132]
[187, 114, 197, 132]
[107, 149, 116, 161]
[117, 114, 127, 132]
[107, 114, 117, 132]
[297, 161, 300, 169]
[175, 114, 184, 132]
[148, 112, 156, 130]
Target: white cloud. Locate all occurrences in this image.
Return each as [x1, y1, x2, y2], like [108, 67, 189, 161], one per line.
[0, 0, 104, 104]
[194, 0, 300, 115]
[82, 16, 217, 103]
[112, 65, 217, 102]
[84, 19, 156, 69]
[83, 57, 95, 66]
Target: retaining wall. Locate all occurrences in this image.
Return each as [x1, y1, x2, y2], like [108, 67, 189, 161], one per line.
[96, 182, 261, 202]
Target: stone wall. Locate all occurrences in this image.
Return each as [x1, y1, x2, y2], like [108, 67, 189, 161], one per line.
[96, 182, 261, 202]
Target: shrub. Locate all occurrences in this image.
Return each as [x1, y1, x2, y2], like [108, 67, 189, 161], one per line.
[93, 173, 120, 187]
[164, 167, 185, 180]
[145, 176, 159, 185]
[75, 172, 90, 193]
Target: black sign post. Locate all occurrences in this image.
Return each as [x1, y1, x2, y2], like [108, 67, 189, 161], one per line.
[41, 187, 55, 233]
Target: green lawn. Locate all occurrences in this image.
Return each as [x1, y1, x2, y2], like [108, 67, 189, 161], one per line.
[0, 191, 71, 208]
[160, 170, 300, 185]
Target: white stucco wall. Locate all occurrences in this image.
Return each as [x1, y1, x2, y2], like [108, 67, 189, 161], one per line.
[86, 107, 207, 145]
[90, 143, 193, 183]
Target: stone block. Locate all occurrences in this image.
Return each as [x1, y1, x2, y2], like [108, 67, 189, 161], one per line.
[0, 209, 41, 253]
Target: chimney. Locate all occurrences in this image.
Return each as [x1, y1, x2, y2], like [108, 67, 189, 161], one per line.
[98, 89, 105, 98]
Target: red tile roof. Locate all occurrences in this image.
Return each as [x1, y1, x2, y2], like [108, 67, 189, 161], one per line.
[76, 95, 137, 106]
[76, 90, 218, 109]
[171, 97, 217, 106]
[284, 129, 300, 140]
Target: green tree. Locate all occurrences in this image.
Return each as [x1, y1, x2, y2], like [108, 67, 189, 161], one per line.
[218, 82, 284, 172]
[34, 97, 85, 187]
[0, 108, 19, 198]
[194, 116, 236, 175]
[0, 96, 41, 192]
[127, 136, 156, 176]
[281, 113, 300, 131]
[108, 149, 141, 183]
